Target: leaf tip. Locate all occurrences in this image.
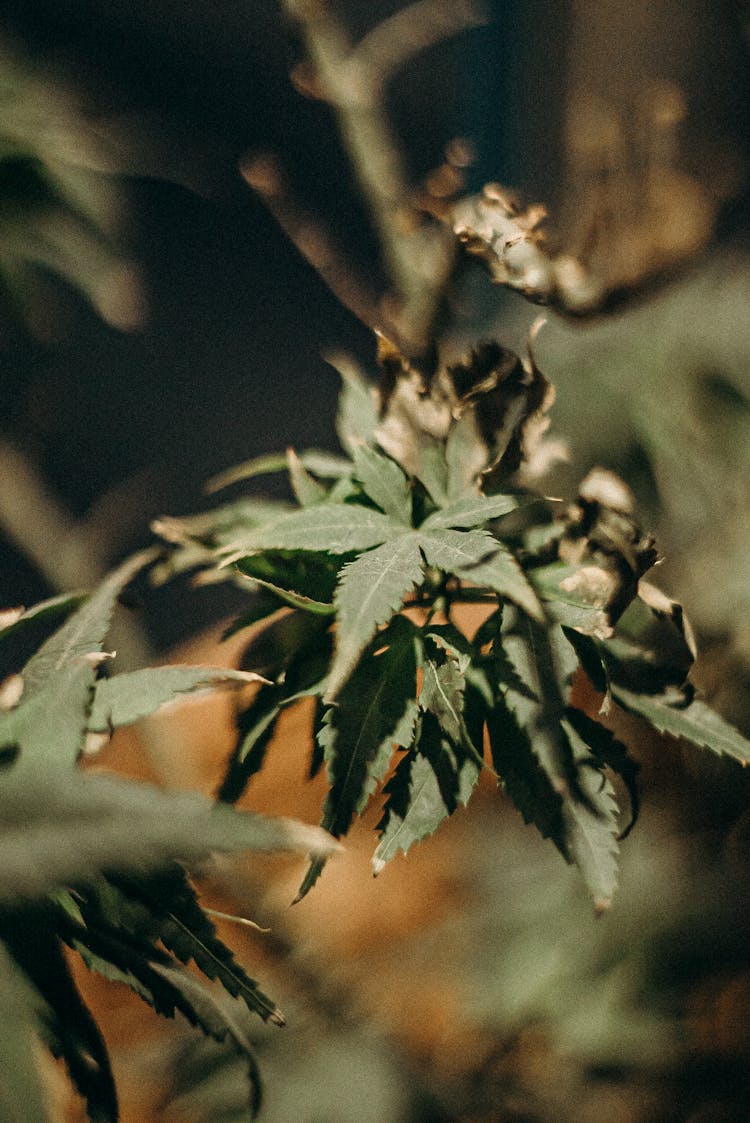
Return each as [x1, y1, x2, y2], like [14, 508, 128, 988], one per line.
[594, 898, 612, 917]
[372, 856, 385, 877]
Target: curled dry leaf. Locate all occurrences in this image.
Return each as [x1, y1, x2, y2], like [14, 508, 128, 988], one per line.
[558, 469, 659, 631]
[374, 325, 564, 494]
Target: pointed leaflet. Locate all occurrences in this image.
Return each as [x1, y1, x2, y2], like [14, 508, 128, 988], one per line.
[560, 716, 620, 913]
[420, 494, 520, 531]
[88, 667, 266, 733]
[0, 591, 85, 649]
[107, 870, 285, 1025]
[419, 634, 472, 750]
[1, 659, 95, 771]
[419, 528, 543, 621]
[217, 685, 284, 804]
[287, 448, 327, 506]
[296, 618, 419, 900]
[326, 532, 424, 700]
[612, 686, 750, 766]
[235, 551, 337, 612]
[226, 504, 404, 556]
[372, 713, 480, 873]
[485, 690, 566, 848]
[21, 549, 155, 698]
[0, 768, 339, 904]
[2, 553, 156, 770]
[206, 449, 350, 493]
[220, 626, 333, 803]
[352, 445, 412, 523]
[564, 706, 640, 837]
[495, 619, 574, 795]
[333, 354, 378, 455]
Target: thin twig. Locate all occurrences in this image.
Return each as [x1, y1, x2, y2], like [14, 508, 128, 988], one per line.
[280, 0, 462, 355]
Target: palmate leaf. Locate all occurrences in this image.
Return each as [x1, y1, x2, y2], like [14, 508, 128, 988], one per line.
[612, 686, 750, 766]
[372, 713, 480, 873]
[0, 768, 339, 905]
[0, 941, 51, 1123]
[419, 528, 543, 621]
[60, 910, 264, 1117]
[88, 666, 266, 733]
[296, 617, 419, 900]
[326, 533, 424, 701]
[227, 503, 403, 556]
[352, 445, 412, 523]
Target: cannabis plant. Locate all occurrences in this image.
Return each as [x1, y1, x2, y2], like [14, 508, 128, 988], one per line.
[156, 329, 750, 914]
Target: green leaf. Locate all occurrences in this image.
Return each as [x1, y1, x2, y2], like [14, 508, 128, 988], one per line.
[206, 450, 350, 493]
[0, 769, 339, 904]
[0, 942, 51, 1123]
[612, 686, 750, 766]
[486, 692, 566, 847]
[296, 618, 418, 900]
[0, 592, 86, 650]
[564, 706, 640, 837]
[287, 448, 327, 506]
[333, 356, 379, 455]
[235, 550, 338, 610]
[419, 529, 543, 621]
[0, 658, 95, 771]
[352, 445, 412, 523]
[326, 533, 424, 700]
[415, 442, 450, 507]
[88, 666, 265, 733]
[561, 626, 610, 701]
[217, 685, 283, 804]
[372, 713, 480, 873]
[227, 504, 404, 556]
[420, 494, 519, 530]
[560, 717, 621, 913]
[419, 642, 467, 748]
[21, 549, 155, 698]
[500, 620, 574, 796]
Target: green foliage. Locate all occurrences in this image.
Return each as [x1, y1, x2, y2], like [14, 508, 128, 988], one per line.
[156, 345, 750, 911]
[0, 557, 338, 1119]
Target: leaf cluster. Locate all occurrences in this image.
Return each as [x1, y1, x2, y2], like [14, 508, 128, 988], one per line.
[156, 341, 750, 914]
[0, 554, 338, 1121]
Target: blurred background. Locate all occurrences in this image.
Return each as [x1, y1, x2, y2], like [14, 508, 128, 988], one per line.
[2, 2, 750, 1120]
